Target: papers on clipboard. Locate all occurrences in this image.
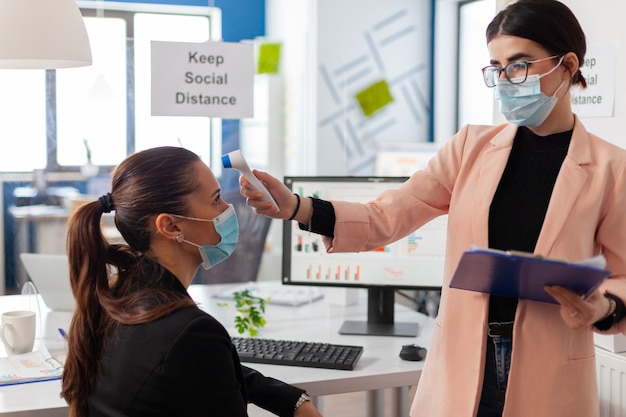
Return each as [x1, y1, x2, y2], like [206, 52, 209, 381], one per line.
[0, 347, 63, 386]
[449, 246, 611, 304]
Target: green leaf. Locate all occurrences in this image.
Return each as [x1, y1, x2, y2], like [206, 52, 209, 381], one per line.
[229, 289, 269, 337]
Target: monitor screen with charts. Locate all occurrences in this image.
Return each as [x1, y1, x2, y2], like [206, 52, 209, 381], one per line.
[282, 176, 447, 337]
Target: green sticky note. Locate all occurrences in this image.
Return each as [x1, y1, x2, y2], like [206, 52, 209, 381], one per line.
[355, 80, 394, 117]
[257, 43, 282, 74]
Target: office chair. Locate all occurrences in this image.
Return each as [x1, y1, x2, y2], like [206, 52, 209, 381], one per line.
[193, 189, 273, 284]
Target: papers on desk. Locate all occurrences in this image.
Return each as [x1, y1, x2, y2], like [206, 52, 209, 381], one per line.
[449, 246, 611, 304]
[0, 347, 63, 386]
[214, 282, 324, 307]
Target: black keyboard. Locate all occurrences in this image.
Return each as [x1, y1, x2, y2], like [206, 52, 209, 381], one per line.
[231, 337, 364, 371]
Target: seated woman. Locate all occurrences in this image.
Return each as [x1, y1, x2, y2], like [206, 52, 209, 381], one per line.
[61, 146, 321, 417]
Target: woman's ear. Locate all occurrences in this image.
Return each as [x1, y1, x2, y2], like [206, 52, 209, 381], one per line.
[155, 213, 181, 241]
[562, 52, 579, 81]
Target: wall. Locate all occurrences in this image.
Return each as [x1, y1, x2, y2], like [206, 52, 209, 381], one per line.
[267, 0, 435, 177]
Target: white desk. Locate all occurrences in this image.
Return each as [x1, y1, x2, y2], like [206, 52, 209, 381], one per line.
[0, 294, 72, 417]
[0, 283, 434, 417]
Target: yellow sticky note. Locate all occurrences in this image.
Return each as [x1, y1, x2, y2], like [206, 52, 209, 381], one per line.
[257, 43, 282, 74]
[355, 80, 394, 117]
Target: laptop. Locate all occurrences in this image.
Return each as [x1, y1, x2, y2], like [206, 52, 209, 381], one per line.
[19, 253, 75, 311]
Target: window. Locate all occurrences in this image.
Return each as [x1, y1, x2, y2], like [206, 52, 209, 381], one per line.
[457, 0, 497, 127]
[0, 2, 222, 173]
[56, 16, 128, 167]
[0, 71, 46, 171]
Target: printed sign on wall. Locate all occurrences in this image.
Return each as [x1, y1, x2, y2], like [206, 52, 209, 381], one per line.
[570, 43, 616, 118]
[151, 41, 254, 118]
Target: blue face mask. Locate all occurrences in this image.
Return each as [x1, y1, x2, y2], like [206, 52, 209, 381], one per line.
[494, 57, 565, 127]
[173, 204, 239, 270]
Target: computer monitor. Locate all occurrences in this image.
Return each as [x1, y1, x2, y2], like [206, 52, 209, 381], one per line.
[282, 176, 447, 337]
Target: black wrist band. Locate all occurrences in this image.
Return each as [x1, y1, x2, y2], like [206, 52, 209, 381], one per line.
[287, 193, 301, 221]
[594, 292, 625, 331]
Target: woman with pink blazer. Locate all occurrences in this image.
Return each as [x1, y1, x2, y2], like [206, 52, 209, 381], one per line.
[242, 1, 626, 416]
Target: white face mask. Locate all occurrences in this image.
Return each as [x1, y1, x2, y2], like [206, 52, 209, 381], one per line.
[494, 56, 566, 127]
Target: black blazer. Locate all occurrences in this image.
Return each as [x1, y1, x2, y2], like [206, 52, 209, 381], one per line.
[87, 279, 305, 417]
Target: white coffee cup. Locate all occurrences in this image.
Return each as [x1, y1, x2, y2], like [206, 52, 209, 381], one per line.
[1, 310, 36, 356]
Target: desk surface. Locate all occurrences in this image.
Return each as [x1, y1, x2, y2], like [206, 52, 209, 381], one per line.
[0, 283, 433, 417]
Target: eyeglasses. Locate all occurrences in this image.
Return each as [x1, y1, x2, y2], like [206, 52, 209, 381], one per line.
[481, 55, 560, 88]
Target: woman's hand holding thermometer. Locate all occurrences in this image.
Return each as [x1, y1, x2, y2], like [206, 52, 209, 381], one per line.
[222, 150, 280, 211]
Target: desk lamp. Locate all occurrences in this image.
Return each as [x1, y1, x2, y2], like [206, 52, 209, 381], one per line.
[0, 0, 92, 69]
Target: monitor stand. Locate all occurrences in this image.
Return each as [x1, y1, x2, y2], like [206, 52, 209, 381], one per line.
[338, 288, 419, 337]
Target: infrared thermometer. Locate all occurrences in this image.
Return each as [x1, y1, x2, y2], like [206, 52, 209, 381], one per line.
[222, 150, 279, 211]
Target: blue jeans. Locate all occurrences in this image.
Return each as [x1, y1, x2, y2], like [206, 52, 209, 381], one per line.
[477, 323, 513, 417]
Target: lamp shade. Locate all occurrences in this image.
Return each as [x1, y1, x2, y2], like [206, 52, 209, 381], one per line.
[0, 0, 92, 69]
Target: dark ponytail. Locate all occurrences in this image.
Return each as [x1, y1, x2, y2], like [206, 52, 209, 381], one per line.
[62, 200, 115, 417]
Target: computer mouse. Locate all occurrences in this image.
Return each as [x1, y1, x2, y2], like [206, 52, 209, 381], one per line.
[399, 344, 427, 361]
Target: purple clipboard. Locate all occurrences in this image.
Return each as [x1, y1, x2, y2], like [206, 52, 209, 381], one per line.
[449, 250, 611, 304]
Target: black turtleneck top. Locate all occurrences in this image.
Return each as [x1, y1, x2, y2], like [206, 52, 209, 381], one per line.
[488, 126, 571, 322]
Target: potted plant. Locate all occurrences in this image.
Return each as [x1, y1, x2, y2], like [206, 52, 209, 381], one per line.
[219, 289, 269, 337]
[80, 138, 99, 178]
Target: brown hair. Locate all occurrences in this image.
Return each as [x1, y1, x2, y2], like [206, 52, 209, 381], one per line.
[61, 146, 202, 416]
[486, 0, 587, 88]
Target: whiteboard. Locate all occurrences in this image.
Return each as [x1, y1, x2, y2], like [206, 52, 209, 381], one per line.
[315, 0, 433, 175]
